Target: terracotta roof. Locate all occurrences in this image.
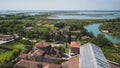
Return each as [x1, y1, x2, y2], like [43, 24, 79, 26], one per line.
[14, 59, 48, 68]
[14, 59, 61, 68]
[30, 49, 44, 57]
[19, 49, 44, 60]
[35, 41, 51, 48]
[61, 61, 69, 68]
[71, 30, 81, 33]
[49, 63, 61, 68]
[18, 54, 28, 59]
[62, 55, 80, 68]
[68, 55, 79, 68]
[109, 63, 120, 68]
[81, 36, 90, 40]
[0, 34, 10, 38]
[44, 54, 57, 59]
[70, 41, 80, 48]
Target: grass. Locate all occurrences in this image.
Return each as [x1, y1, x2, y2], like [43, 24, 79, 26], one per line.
[0, 41, 27, 62]
[0, 49, 7, 54]
[0, 42, 26, 51]
[13, 43, 26, 52]
[63, 43, 69, 54]
[0, 51, 14, 62]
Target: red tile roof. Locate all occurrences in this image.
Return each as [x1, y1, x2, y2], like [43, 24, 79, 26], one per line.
[70, 41, 80, 48]
[30, 49, 44, 57]
[62, 55, 80, 68]
[71, 30, 81, 33]
[18, 54, 28, 60]
[109, 63, 120, 68]
[14, 59, 48, 68]
[14, 59, 61, 68]
[68, 55, 79, 68]
[81, 36, 90, 40]
[0, 34, 10, 39]
[34, 41, 51, 48]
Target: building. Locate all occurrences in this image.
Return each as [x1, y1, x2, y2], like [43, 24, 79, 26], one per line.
[33, 41, 52, 54]
[0, 34, 12, 41]
[18, 49, 45, 61]
[71, 35, 77, 41]
[14, 59, 61, 68]
[15, 41, 63, 68]
[25, 26, 34, 31]
[101, 30, 109, 33]
[81, 36, 90, 40]
[80, 43, 111, 68]
[70, 41, 80, 55]
[18, 41, 59, 61]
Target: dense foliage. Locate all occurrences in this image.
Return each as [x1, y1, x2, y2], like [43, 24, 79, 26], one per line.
[99, 22, 120, 38]
[91, 34, 113, 47]
[0, 21, 24, 34]
[91, 34, 120, 64]
[54, 22, 66, 29]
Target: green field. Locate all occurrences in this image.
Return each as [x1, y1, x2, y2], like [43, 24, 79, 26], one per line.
[0, 42, 27, 62]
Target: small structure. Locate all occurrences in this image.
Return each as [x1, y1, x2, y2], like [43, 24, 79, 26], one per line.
[18, 49, 45, 61]
[71, 30, 81, 34]
[101, 30, 109, 33]
[25, 26, 34, 31]
[71, 35, 77, 41]
[33, 41, 52, 54]
[0, 34, 12, 41]
[70, 41, 80, 55]
[80, 43, 111, 68]
[81, 36, 90, 40]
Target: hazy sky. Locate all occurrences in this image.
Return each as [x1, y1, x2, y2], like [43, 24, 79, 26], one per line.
[0, 0, 120, 10]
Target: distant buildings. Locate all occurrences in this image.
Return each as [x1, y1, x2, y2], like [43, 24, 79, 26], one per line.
[0, 34, 12, 41]
[81, 36, 90, 40]
[0, 34, 14, 44]
[25, 26, 34, 31]
[101, 30, 109, 33]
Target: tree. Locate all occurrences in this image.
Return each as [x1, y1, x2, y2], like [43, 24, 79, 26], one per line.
[91, 34, 113, 47]
[54, 22, 65, 28]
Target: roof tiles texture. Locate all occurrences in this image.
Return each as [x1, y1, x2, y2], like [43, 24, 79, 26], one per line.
[70, 41, 80, 48]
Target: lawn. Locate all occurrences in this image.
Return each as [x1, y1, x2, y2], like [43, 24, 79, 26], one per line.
[0, 42, 26, 52]
[0, 49, 7, 54]
[0, 42, 27, 62]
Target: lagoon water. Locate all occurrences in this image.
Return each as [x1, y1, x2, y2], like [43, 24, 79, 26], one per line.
[48, 11, 120, 19]
[0, 10, 120, 19]
[84, 24, 120, 43]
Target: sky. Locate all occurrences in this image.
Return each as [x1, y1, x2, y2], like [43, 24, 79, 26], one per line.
[0, 0, 120, 10]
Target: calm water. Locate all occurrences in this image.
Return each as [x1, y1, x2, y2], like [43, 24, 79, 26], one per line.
[0, 10, 120, 19]
[48, 11, 120, 19]
[84, 24, 120, 43]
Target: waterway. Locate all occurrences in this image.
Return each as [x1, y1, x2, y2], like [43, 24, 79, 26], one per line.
[84, 24, 120, 43]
